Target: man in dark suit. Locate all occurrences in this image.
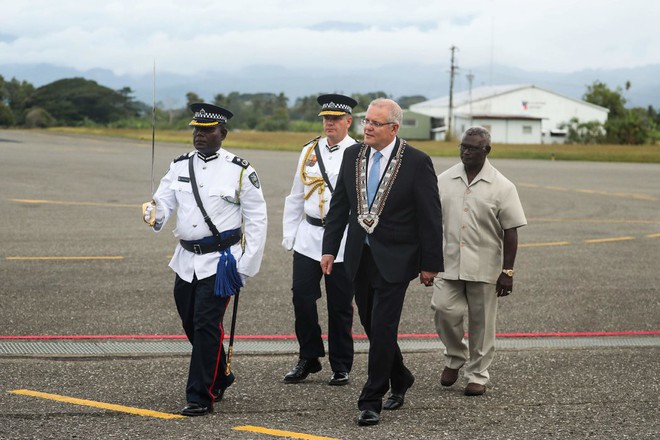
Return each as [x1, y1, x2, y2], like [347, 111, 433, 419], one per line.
[321, 98, 443, 426]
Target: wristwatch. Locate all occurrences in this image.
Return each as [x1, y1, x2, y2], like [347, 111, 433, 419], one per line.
[502, 269, 514, 277]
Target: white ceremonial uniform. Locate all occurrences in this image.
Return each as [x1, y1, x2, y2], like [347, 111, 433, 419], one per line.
[152, 149, 268, 282]
[283, 135, 355, 262]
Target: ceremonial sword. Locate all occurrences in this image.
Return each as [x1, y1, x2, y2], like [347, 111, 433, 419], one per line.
[142, 61, 157, 226]
[225, 290, 240, 376]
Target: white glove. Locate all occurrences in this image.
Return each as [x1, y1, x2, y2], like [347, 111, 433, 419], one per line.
[143, 202, 164, 230]
[239, 273, 248, 285]
[143, 203, 154, 223]
[282, 237, 294, 251]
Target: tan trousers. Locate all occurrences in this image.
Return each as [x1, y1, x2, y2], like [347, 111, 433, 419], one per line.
[431, 278, 498, 385]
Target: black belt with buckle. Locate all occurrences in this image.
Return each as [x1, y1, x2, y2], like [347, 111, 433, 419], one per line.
[305, 215, 325, 227]
[180, 231, 242, 255]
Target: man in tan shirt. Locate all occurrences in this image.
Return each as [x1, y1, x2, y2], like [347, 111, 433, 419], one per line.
[431, 126, 526, 396]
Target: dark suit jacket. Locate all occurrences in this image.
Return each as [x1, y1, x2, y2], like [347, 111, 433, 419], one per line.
[322, 138, 444, 284]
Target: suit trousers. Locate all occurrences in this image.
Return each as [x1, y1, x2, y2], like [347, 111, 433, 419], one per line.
[291, 251, 354, 373]
[431, 278, 498, 385]
[354, 245, 413, 413]
[174, 274, 232, 408]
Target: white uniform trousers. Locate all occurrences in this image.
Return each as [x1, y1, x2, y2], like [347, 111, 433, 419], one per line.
[431, 278, 498, 385]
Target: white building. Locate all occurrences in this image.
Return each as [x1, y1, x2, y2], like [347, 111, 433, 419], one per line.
[410, 84, 609, 144]
[454, 113, 543, 144]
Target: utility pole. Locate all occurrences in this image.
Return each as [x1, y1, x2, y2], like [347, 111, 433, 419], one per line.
[466, 71, 475, 115]
[446, 45, 458, 142]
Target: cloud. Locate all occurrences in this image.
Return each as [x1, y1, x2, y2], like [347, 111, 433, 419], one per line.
[0, 0, 658, 76]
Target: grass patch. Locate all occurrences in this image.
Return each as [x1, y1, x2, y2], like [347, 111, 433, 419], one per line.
[46, 127, 660, 163]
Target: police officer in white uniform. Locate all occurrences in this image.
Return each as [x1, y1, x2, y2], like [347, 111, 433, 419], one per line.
[144, 103, 267, 416]
[282, 94, 357, 386]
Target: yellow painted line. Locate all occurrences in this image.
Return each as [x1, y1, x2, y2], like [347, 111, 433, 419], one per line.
[543, 186, 569, 191]
[6, 256, 124, 261]
[529, 218, 660, 225]
[631, 194, 658, 201]
[519, 241, 570, 248]
[647, 233, 660, 238]
[584, 236, 635, 244]
[520, 183, 658, 202]
[10, 198, 138, 208]
[233, 426, 340, 440]
[8, 389, 184, 419]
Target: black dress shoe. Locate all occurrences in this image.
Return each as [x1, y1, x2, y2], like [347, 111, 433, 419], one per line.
[328, 371, 349, 386]
[383, 393, 404, 410]
[180, 402, 212, 417]
[212, 372, 235, 402]
[283, 358, 322, 383]
[383, 374, 415, 410]
[357, 410, 380, 426]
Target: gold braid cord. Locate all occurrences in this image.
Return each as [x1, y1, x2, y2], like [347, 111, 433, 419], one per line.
[299, 138, 327, 219]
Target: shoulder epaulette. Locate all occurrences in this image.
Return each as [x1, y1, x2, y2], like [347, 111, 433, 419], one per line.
[173, 152, 192, 163]
[303, 136, 321, 148]
[232, 155, 250, 169]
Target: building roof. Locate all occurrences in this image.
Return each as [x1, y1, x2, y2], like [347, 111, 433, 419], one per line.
[412, 84, 526, 110]
[455, 113, 544, 121]
[410, 84, 609, 114]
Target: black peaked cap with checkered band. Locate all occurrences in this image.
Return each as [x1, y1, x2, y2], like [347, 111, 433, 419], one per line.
[189, 102, 234, 127]
[317, 94, 358, 116]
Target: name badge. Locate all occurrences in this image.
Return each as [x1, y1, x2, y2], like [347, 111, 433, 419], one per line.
[178, 176, 190, 183]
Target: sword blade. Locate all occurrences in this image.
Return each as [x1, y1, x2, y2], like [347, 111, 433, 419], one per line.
[150, 60, 156, 195]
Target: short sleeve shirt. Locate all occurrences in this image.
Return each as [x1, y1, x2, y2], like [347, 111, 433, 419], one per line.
[438, 159, 526, 284]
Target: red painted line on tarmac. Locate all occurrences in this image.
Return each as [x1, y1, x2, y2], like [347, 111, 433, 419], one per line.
[1, 330, 658, 340]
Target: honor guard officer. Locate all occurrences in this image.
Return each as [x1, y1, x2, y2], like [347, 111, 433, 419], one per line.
[282, 94, 358, 386]
[143, 103, 267, 416]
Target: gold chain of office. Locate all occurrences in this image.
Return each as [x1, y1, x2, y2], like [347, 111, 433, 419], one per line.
[355, 140, 407, 234]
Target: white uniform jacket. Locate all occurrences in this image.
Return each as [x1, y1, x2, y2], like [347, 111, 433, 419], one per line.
[153, 149, 268, 283]
[282, 135, 354, 263]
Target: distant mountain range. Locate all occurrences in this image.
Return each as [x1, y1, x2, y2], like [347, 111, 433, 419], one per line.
[2, 62, 658, 109]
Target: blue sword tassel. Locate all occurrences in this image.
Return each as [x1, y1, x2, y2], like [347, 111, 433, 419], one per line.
[214, 247, 243, 298]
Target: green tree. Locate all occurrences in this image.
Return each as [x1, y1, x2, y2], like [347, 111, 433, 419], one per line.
[350, 91, 390, 114]
[0, 104, 14, 126]
[606, 108, 656, 145]
[186, 92, 204, 107]
[647, 106, 660, 126]
[583, 81, 626, 119]
[560, 117, 605, 144]
[397, 95, 427, 109]
[289, 94, 320, 122]
[213, 92, 290, 130]
[24, 107, 56, 128]
[0, 75, 36, 125]
[25, 78, 137, 125]
[582, 81, 655, 144]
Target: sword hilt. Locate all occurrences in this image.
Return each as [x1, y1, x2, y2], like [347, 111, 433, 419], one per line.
[142, 200, 157, 226]
[225, 346, 234, 376]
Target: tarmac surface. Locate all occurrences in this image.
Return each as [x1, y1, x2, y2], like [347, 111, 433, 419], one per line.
[0, 129, 658, 439]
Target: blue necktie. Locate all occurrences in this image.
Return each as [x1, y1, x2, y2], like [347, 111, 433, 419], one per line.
[368, 151, 382, 207]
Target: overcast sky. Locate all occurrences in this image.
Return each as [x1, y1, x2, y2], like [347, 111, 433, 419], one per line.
[1, 0, 658, 77]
